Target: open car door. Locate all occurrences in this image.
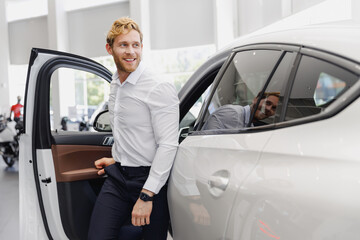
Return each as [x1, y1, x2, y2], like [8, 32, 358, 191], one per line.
[20, 48, 113, 239]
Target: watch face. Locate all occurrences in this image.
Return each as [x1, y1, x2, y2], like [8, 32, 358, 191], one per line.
[140, 192, 153, 201]
[140, 193, 147, 201]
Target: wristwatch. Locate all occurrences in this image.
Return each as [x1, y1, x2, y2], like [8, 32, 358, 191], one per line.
[139, 192, 154, 202]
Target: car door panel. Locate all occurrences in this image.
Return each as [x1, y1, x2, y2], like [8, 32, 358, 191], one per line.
[223, 48, 360, 240]
[21, 48, 113, 240]
[35, 143, 109, 240]
[51, 139, 111, 240]
[229, 99, 360, 239]
[51, 143, 111, 182]
[168, 130, 273, 240]
[168, 45, 297, 240]
[51, 134, 112, 239]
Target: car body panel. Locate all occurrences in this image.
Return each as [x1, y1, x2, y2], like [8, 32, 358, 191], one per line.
[169, 23, 360, 240]
[225, 96, 360, 239]
[36, 149, 69, 239]
[168, 130, 273, 239]
[19, 134, 48, 239]
[223, 25, 360, 63]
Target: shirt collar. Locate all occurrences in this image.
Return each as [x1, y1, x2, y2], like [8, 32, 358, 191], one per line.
[111, 61, 146, 86]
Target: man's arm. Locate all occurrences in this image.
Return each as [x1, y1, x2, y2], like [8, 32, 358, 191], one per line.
[132, 81, 179, 226]
[142, 81, 180, 193]
[202, 112, 223, 130]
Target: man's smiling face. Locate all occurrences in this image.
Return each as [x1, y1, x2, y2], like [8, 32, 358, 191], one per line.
[107, 29, 143, 79]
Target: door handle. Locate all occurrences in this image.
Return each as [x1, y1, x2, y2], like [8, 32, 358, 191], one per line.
[208, 176, 229, 191]
[102, 136, 114, 146]
[207, 170, 230, 197]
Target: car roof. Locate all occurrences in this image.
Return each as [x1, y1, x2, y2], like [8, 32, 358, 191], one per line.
[179, 20, 360, 108]
[220, 21, 360, 62]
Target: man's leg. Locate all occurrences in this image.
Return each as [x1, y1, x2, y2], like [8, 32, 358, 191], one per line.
[142, 185, 170, 240]
[88, 164, 133, 240]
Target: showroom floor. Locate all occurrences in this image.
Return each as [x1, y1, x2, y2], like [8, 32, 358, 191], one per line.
[0, 160, 19, 240]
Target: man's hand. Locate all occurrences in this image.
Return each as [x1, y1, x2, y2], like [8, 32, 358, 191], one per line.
[131, 189, 154, 226]
[94, 157, 115, 175]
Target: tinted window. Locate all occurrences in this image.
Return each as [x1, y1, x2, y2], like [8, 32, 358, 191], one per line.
[254, 52, 296, 126]
[201, 50, 283, 131]
[285, 55, 358, 121]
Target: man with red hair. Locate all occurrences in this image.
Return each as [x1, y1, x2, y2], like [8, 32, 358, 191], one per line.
[88, 17, 179, 240]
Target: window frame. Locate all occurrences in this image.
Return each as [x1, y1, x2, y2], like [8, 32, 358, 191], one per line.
[194, 44, 300, 133]
[33, 55, 112, 149]
[275, 47, 360, 129]
[191, 43, 360, 136]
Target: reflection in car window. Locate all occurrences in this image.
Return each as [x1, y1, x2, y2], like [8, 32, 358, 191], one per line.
[285, 55, 358, 121]
[255, 52, 296, 125]
[314, 72, 346, 106]
[201, 50, 283, 131]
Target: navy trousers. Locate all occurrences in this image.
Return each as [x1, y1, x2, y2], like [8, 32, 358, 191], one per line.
[88, 163, 170, 240]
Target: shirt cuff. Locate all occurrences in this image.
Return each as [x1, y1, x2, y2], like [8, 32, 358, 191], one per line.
[143, 174, 164, 195]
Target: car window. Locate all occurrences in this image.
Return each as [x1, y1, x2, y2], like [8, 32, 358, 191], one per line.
[50, 68, 110, 132]
[285, 55, 358, 121]
[179, 84, 212, 130]
[200, 49, 283, 131]
[252, 52, 296, 126]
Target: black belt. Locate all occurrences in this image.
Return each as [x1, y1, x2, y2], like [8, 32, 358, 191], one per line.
[115, 162, 150, 176]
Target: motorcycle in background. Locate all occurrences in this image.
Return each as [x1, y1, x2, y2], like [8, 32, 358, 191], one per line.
[0, 114, 23, 168]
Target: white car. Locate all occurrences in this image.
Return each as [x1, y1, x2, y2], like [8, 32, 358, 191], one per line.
[20, 21, 360, 239]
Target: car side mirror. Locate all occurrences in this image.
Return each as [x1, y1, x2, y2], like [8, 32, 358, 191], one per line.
[93, 110, 112, 132]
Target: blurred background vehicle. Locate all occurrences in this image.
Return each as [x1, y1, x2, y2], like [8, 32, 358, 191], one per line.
[0, 114, 22, 167]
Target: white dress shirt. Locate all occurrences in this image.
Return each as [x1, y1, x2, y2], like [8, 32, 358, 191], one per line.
[108, 61, 180, 194]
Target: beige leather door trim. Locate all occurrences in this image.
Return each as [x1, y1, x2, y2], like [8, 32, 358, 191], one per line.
[51, 145, 112, 182]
